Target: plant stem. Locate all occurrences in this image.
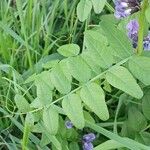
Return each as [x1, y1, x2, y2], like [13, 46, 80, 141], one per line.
[137, 0, 148, 55]
[106, 2, 115, 12]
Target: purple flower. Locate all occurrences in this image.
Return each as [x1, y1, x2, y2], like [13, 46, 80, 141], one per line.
[65, 121, 73, 129]
[82, 133, 96, 150]
[126, 19, 139, 48]
[83, 142, 93, 150]
[83, 133, 96, 143]
[143, 32, 150, 51]
[114, 0, 140, 19]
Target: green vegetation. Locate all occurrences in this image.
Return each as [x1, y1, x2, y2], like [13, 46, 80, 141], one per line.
[0, 0, 150, 150]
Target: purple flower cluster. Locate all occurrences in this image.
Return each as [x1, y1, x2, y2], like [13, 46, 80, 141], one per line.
[114, 0, 140, 19]
[127, 20, 150, 51]
[82, 133, 96, 150]
[126, 19, 139, 48]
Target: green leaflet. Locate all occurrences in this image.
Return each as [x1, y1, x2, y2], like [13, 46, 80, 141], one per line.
[80, 83, 109, 121]
[91, 0, 106, 14]
[68, 55, 91, 83]
[57, 44, 80, 57]
[32, 122, 43, 133]
[94, 140, 124, 150]
[41, 134, 62, 150]
[42, 59, 59, 69]
[35, 71, 53, 106]
[127, 106, 147, 132]
[40, 133, 51, 147]
[106, 66, 143, 99]
[77, 0, 92, 22]
[83, 111, 95, 124]
[69, 142, 80, 150]
[84, 30, 114, 68]
[81, 51, 102, 76]
[142, 89, 150, 120]
[24, 73, 37, 84]
[43, 107, 59, 135]
[128, 56, 150, 85]
[100, 20, 133, 59]
[50, 59, 72, 94]
[140, 132, 150, 145]
[85, 30, 108, 46]
[14, 94, 30, 113]
[56, 140, 69, 150]
[62, 94, 85, 129]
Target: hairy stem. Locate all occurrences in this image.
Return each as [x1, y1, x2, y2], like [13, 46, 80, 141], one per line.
[137, 0, 148, 55]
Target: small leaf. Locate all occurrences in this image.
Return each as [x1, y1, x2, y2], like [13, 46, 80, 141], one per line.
[77, 0, 92, 22]
[84, 30, 113, 68]
[100, 21, 133, 59]
[24, 73, 37, 84]
[35, 71, 53, 105]
[40, 133, 51, 147]
[50, 60, 72, 94]
[69, 142, 80, 150]
[25, 113, 34, 128]
[14, 94, 30, 113]
[91, 0, 106, 14]
[41, 134, 62, 150]
[42, 59, 59, 69]
[57, 44, 80, 57]
[128, 56, 150, 86]
[43, 107, 59, 135]
[62, 94, 85, 129]
[142, 89, 150, 120]
[127, 106, 147, 132]
[103, 80, 112, 93]
[84, 111, 95, 123]
[140, 132, 150, 145]
[106, 66, 143, 99]
[32, 122, 43, 133]
[80, 83, 109, 121]
[49, 136, 62, 150]
[68, 55, 91, 82]
[30, 98, 42, 108]
[81, 51, 102, 76]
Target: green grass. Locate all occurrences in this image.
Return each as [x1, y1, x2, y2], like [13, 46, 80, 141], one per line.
[0, 0, 84, 69]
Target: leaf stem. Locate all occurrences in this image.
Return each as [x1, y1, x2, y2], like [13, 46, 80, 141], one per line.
[137, 0, 148, 55]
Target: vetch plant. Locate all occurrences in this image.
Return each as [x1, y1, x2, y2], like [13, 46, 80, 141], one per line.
[0, 0, 150, 150]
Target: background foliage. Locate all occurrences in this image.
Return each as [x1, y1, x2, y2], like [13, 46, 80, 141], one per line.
[0, 0, 150, 150]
